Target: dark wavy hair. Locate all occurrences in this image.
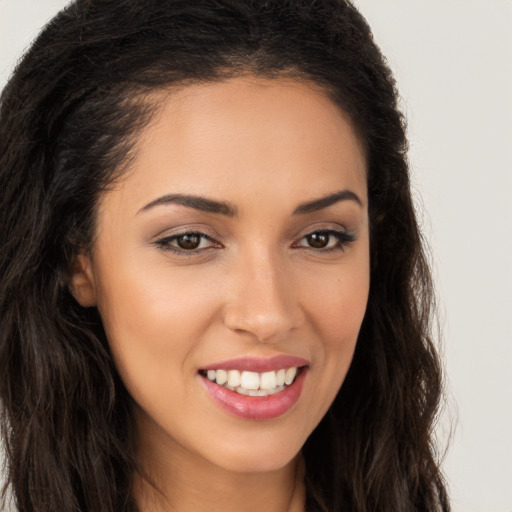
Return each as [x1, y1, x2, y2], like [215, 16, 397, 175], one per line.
[0, 1, 449, 510]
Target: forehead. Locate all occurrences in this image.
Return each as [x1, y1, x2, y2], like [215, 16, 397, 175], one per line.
[101, 76, 367, 215]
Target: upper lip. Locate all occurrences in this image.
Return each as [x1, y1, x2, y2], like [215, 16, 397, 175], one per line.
[201, 355, 309, 373]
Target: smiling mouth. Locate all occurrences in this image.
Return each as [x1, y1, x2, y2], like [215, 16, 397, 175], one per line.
[198, 367, 305, 397]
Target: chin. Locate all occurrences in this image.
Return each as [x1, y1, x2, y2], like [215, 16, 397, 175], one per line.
[218, 452, 301, 475]
[203, 431, 305, 474]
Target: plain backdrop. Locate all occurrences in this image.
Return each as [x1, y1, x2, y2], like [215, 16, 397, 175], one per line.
[1, 1, 511, 511]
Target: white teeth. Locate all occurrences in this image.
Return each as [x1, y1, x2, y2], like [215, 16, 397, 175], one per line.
[227, 370, 241, 388]
[272, 385, 285, 395]
[204, 366, 302, 395]
[216, 369, 228, 385]
[240, 371, 260, 390]
[260, 371, 277, 390]
[284, 367, 297, 385]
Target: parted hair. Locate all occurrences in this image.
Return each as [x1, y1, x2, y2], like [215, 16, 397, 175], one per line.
[0, 1, 449, 511]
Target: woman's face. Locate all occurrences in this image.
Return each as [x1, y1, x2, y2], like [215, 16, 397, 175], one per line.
[72, 77, 369, 475]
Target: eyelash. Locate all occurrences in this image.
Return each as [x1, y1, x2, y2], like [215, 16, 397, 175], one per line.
[154, 230, 221, 255]
[154, 228, 355, 255]
[291, 229, 356, 252]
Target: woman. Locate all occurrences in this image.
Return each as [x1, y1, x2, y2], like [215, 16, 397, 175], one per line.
[0, 1, 449, 511]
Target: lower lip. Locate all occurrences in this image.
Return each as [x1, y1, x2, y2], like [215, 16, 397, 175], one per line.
[199, 369, 307, 421]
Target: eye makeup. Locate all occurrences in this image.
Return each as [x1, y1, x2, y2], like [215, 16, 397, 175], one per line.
[153, 229, 222, 254]
[152, 225, 356, 257]
[292, 228, 356, 252]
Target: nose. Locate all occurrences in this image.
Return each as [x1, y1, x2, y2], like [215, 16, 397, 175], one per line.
[222, 250, 303, 343]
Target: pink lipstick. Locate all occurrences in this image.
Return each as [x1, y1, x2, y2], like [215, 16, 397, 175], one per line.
[201, 354, 309, 373]
[199, 355, 309, 420]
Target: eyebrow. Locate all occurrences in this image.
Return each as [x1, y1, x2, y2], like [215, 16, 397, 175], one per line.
[138, 189, 362, 217]
[293, 189, 363, 215]
[138, 193, 238, 216]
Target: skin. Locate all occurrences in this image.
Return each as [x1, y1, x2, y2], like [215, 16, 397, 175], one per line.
[71, 77, 370, 512]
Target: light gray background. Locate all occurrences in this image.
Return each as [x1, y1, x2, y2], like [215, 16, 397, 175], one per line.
[1, 1, 511, 511]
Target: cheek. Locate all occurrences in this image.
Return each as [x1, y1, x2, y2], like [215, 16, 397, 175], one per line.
[301, 250, 370, 407]
[306, 251, 370, 346]
[330, 269, 369, 343]
[94, 259, 222, 392]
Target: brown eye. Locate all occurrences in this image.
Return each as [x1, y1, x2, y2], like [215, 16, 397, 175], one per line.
[293, 229, 355, 252]
[176, 233, 201, 250]
[155, 231, 221, 254]
[306, 232, 330, 249]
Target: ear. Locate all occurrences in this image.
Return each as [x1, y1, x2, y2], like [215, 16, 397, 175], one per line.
[69, 254, 97, 307]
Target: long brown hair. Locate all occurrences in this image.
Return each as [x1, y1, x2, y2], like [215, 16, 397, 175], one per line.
[0, 1, 449, 510]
